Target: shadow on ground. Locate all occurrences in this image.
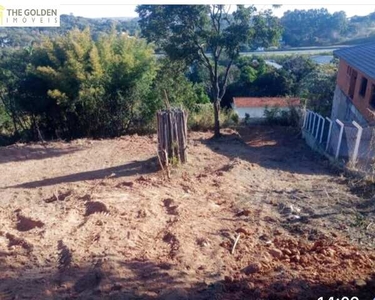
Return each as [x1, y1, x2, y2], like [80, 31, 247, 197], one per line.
[6, 125, 330, 189]
[0, 144, 83, 164]
[1, 257, 374, 300]
[200, 125, 332, 176]
[6, 157, 159, 189]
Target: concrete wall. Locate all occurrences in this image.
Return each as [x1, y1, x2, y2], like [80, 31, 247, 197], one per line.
[331, 85, 368, 126]
[336, 59, 375, 124]
[304, 109, 375, 177]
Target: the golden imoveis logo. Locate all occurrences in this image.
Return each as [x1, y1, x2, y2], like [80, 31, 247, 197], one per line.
[0, 5, 5, 25]
[0, 5, 60, 27]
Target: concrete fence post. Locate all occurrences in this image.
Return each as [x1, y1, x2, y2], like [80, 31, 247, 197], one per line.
[315, 114, 322, 139]
[319, 116, 325, 144]
[335, 119, 344, 159]
[302, 110, 308, 129]
[352, 121, 363, 165]
[308, 111, 313, 132]
[305, 110, 311, 130]
[325, 117, 333, 151]
[312, 113, 317, 136]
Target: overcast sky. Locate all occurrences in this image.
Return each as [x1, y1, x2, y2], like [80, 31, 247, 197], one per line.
[58, 4, 375, 19]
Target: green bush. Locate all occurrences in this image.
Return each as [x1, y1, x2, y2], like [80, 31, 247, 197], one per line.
[230, 111, 240, 125]
[0, 29, 157, 141]
[0, 32, 215, 143]
[188, 104, 238, 131]
[264, 105, 300, 126]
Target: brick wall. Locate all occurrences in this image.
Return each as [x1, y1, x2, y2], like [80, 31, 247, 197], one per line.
[336, 59, 375, 124]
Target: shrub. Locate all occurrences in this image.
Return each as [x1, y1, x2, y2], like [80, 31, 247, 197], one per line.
[188, 104, 238, 131]
[264, 105, 300, 126]
[0, 29, 157, 141]
[188, 104, 215, 131]
[230, 111, 240, 125]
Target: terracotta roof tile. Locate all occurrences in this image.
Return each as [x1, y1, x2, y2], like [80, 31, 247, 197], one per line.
[233, 97, 300, 108]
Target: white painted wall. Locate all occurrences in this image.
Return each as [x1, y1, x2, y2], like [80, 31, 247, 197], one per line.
[233, 106, 291, 119]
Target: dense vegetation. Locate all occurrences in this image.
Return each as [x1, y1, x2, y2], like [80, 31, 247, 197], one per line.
[281, 9, 347, 47]
[0, 29, 209, 144]
[281, 9, 375, 47]
[0, 5, 344, 144]
[1, 9, 375, 50]
[0, 15, 140, 48]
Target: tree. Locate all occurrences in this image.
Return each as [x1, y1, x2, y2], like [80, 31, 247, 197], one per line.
[299, 64, 338, 116]
[152, 58, 209, 109]
[136, 5, 281, 137]
[0, 49, 32, 138]
[281, 9, 348, 46]
[141, 58, 210, 129]
[253, 69, 295, 97]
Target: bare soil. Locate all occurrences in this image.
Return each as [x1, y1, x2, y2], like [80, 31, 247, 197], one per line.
[0, 126, 375, 300]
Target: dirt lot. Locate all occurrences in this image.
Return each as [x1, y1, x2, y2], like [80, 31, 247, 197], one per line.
[1, 125, 375, 300]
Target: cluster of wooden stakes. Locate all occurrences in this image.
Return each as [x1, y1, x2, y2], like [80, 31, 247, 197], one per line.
[156, 91, 188, 178]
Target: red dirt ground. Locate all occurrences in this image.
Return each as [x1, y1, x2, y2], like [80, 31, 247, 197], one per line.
[0, 126, 374, 300]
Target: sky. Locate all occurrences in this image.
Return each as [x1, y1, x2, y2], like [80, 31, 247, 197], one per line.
[57, 4, 375, 19]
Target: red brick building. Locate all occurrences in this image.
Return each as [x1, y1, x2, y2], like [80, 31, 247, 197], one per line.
[332, 43, 375, 126]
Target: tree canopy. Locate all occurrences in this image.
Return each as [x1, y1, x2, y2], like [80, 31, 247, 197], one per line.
[281, 9, 348, 46]
[136, 5, 282, 136]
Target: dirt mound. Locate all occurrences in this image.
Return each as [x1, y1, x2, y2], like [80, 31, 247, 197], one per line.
[84, 201, 109, 216]
[163, 198, 179, 215]
[45, 190, 73, 203]
[4, 233, 33, 252]
[269, 238, 375, 280]
[162, 232, 180, 259]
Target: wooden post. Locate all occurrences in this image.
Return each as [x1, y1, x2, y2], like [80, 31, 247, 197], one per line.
[157, 108, 188, 167]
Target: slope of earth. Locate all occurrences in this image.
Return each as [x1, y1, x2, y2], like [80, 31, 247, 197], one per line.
[0, 125, 374, 300]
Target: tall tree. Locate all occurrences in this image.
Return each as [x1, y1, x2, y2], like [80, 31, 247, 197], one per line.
[136, 5, 281, 137]
[281, 9, 348, 46]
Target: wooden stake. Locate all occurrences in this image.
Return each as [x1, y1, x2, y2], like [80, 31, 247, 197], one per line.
[231, 233, 241, 255]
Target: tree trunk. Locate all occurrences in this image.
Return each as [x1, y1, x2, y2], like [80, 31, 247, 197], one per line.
[213, 99, 221, 138]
